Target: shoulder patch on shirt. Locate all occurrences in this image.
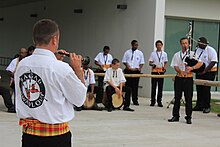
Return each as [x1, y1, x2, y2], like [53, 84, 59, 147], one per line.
[19, 70, 47, 108]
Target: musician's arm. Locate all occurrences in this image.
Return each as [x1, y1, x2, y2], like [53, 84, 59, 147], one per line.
[119, 82, 123, 94]
[164, 61, 168, 70]
[138, 64, 144, 71]
[174, 66, 185, 76]
[95, 61, 102, 69]
[90, 84, 95, 94]
[107, 81, 117, 89]
[203, 61, 217, 73]
[123, 62, 130, 70]
[187, 61, 203, 71]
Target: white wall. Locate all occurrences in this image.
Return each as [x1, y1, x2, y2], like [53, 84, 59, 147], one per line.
[165, 0, 220, 21]
[0, 0, 164, 97]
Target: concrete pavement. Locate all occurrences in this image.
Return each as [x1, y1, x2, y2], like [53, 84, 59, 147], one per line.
[0, 93, 220, 147]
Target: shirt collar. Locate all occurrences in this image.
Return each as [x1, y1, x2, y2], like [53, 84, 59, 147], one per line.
[33, 48, 57, 60]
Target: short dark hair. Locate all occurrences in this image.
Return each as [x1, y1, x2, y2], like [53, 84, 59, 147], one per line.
[112, 58, 120, 65]
[33, 19, 59, 45]
[155, 40, 163, 46]
[131, 40, 138, 45]
[103, 46, 110, 51]
[180, 37, 188, 43]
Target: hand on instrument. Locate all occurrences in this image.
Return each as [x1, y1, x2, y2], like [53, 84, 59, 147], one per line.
[55, 49, 68, 61]
[115, 87, 121, 96]
[69, 53, 82, 70]
[136, 68, 142, 71]
[186, 66, 193, 72]
[180, 71, 188, 77]
[89, 93, 94, 100]
[162, 67, 166, 73]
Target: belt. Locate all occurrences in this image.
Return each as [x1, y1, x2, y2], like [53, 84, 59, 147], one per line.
[19, 119, 69, 137]
[176, 72, 193, 78]
[152, 68, 164, 73]
[208, 66, 217, 72]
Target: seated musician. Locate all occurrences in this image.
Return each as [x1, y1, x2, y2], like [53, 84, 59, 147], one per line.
[81, 57, 103, 111]
[104, 58, 134, 112]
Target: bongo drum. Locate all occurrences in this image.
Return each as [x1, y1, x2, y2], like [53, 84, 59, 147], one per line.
[83, 93, 95, 109]
[112, 93, 123, 109]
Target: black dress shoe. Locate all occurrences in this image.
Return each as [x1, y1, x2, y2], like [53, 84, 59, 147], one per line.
[75, 107, 82, 111]
[133, 101, 139, 106]
[168, 117, 179, 122]
[185, 116, 192, 124]
[108, 107, 113, 112]
[217, 114, 220, 117]
[7, 107, 16, 113]
[157, 103, 163, 107]
[192, 106, 203, 111]
[203, 108, 210, 113]
[150, 102, 155, 106]
[123, 107, 134, 112]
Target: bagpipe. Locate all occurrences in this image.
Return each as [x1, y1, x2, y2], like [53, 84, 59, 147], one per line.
[184, 22, 206, 73]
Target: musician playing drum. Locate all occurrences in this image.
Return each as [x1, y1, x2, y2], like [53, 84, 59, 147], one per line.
[75, 57, 103, 111]
[94, 46, 113, 87]
[168, 37, 203, 124]
[104, 58, 134, 112]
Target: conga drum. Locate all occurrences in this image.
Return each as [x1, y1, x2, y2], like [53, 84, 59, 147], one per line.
[112, 93, 124, 109]
[102, 92, 124, 109]
[83, 93, 95, 109]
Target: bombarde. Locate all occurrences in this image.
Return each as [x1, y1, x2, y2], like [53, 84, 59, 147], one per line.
[57, 51, 90, 65]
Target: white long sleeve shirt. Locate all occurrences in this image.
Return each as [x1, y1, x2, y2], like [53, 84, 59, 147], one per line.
[14, 48, 87, 124]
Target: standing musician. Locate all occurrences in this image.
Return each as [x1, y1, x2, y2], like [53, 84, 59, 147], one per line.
[122, 40, 145, 105]
[149, 40, 168, 107]
[104, 58, 134, 112]
[14, 19, 87, 147]
[94, 46, 113, 87]
[6, 47, 27, 89]
[193, 37, 218, 113]
[168, 37, 203, 124]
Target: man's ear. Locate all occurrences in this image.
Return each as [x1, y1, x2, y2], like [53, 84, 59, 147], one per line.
[52, 35, 58, 45]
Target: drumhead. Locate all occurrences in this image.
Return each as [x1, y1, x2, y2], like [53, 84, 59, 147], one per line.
[83, 93, 95, 109]
[112, 93, 123, 108]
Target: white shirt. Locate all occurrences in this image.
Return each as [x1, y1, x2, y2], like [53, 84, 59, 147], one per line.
[6, 57, 19, 73]
[149, 51, 168, 68]
[171, 50, 195, 71]
[94, 52, 113, 66]
[122, 49, 145, 68]
[14, 49, 87, 124]
[194, 45, 218, 67]
[103, 67, 126, 89]
[83, 68, 96, 88]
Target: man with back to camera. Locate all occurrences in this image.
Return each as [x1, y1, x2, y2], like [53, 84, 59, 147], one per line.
[14, 19, 87, 147]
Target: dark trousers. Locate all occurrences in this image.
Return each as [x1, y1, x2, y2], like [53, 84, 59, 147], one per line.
[22, 131, 72, 147]
[106, 85, 131, 108]
[151, 72, 164, 103]
[124, 69, 140, 103]
[96, 70, 105, 87]
[195, 72, 216, 109]
[173, 76, 193, 118]
[87, 86, 103, 103]
[0, 86, 13, 109]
